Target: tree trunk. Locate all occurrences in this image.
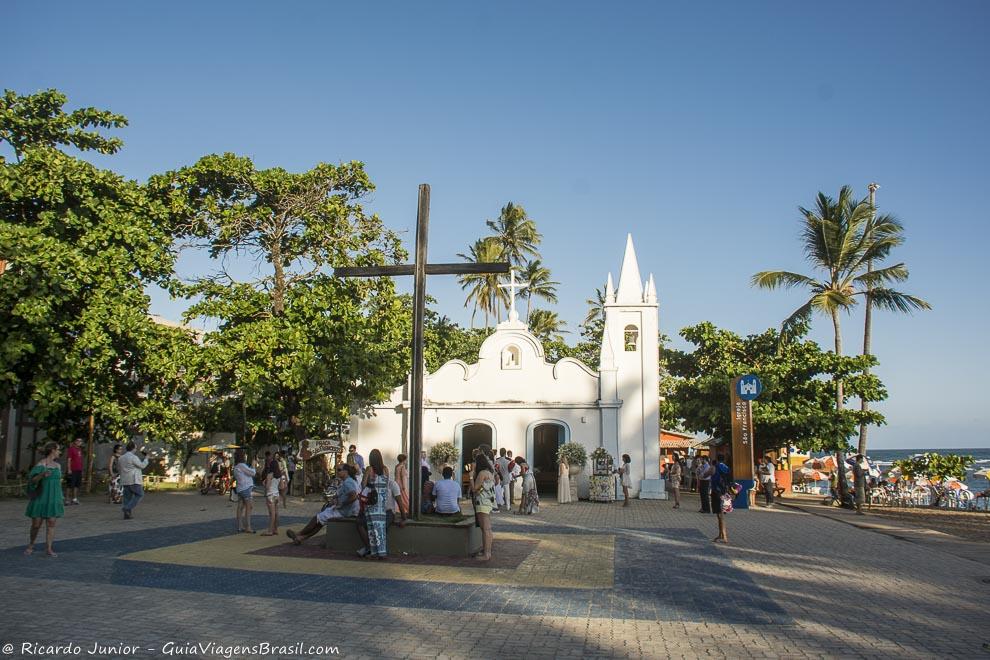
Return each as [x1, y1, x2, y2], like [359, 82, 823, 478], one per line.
[0, 404, 9, 483]
[831, 309, 848, 506]
[85, 411, 95, 493]
[526, 295, 532, 322]
[859, 260, 873, 456]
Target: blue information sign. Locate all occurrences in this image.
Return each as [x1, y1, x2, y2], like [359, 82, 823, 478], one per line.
[735, 374, 763, 401]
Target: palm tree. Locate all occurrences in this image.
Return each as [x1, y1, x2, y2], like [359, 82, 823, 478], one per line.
[752, 186, 929, 498]
[457, 237, 508, 328]
[528, 308, 567, 342]
[486, 202, 542, 268]
[520, 259, 559, 322]
[858, 184, 930, 456]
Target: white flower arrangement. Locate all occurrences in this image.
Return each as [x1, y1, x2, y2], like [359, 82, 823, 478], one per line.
[556, 442, 588, 468]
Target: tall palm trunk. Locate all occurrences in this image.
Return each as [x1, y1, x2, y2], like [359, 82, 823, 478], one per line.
[859, 261, 873, 458]
[526, 295, 532, 322]
[831, 308, 849, 505]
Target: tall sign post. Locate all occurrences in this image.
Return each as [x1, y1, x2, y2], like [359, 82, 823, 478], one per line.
[730, 374, 762, 510]
[335, 184, 509, 519]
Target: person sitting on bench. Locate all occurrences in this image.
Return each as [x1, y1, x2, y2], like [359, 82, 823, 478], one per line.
[287, 464, 359, 545]
[433, 466, 461, 515]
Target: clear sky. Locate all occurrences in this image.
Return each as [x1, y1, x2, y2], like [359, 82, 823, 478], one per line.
[7, 1, 989, 449]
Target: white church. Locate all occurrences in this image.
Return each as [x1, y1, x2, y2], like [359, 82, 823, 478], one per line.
[349, 235, 661, 499]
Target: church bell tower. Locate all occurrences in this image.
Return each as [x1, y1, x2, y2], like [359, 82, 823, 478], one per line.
[599, 235, 660, 494]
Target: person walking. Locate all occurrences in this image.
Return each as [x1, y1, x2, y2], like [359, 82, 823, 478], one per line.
[668, 453, 682, 509]
[698, 456, 713, 513]
[118, 442, 149, 520]
[232, 448, 256, 533]
[712, 454, 731, 543]
[107, 444, 123, 504]
[618, 454, 632, 507]
[394, 453, 410, 518]
[557, 456, 572, 504]
[64, 437, 84, 505]
[688, 456, 700, 492]
[758, 456, 775, 507]
[25, 441, 65, 556]
[472, 452, 496, 561]
[518, 460, 540, 515]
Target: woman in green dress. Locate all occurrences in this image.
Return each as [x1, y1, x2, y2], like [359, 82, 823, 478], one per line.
[25, 441, 66, 556]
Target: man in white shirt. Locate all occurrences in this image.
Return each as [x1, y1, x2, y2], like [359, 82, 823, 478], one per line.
[118, 441, 150, 519]
[758, 455, 776, 507]
[495, 448, 512, 511]
[432, 467, 461, 515]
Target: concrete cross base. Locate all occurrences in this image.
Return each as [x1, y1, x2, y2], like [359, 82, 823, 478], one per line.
[638, 478, 668, 500]
[323, 515, 483, 556]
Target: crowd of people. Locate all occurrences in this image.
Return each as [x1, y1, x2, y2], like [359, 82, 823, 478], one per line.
[23, 436, 750, 557]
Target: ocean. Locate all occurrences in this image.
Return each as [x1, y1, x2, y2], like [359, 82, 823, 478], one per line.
[815, 447, 990, 492]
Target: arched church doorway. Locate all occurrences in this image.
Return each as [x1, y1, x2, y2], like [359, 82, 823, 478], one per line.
[459, 423, 493, 493]
[532, 423, 564, 495]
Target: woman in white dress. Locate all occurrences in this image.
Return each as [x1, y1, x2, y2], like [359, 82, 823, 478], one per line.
[557, 457, 571, 504]
[619, 454, 632, 507]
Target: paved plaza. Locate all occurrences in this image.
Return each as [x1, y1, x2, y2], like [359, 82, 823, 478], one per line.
[0, 491, 987, 659]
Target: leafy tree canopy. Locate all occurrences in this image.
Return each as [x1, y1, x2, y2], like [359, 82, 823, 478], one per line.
[153, 154, 410, 442]
[0, 89, 178, 440]
[665, 321, 887, 455]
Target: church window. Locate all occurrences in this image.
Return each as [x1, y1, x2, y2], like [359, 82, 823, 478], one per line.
[501, 345, 521, 369]
[624, 325, 639, 351]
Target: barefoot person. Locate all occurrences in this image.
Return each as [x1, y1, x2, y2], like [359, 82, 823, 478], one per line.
[286, 464, 359, 545]
[25, 441, 65, 557]
[618, 454, 632, 506]
[261, 455, 282, 536]
[472, 452, 496, 561]
[232, 448, 256, 533]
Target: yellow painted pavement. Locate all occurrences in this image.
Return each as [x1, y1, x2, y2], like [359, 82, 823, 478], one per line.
[120, 531, 614, 589]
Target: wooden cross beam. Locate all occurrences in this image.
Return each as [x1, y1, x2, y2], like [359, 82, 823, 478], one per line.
[335, 184, 509, 519]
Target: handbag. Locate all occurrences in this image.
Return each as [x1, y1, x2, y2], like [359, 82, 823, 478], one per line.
[720, 493, 733, 513]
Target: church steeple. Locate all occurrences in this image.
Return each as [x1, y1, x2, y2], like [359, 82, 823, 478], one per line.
[615, 234, 643, 303]
[604, 273, 615, 304]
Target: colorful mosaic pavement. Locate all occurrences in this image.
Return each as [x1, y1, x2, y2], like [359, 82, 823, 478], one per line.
[0, 514, 788, 625]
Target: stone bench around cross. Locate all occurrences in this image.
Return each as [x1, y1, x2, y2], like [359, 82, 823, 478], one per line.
[323, 514, 482, 557]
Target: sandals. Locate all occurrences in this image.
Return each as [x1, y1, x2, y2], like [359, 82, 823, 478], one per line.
[286, 530, 301, 545]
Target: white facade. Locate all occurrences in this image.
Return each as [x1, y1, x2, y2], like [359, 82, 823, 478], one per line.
[350, 235, 660, 497]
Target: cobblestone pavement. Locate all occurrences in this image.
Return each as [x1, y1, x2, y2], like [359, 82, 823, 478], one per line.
[0, 491, 987, 659]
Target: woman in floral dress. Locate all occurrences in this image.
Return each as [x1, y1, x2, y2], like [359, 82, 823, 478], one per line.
[363, 449, 390, 559]
[25, 441, 66, 556]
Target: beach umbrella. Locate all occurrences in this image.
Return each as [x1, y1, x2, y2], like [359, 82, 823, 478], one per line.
[943, 479, 967, 491]
[804, 456, 839, 471]
[974, 467, 990, 479]
[793, 467, 830, 481]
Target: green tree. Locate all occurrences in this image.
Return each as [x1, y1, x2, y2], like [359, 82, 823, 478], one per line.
[423, 307, 492, 372]
[520, 259, 558, 322]
[0, 89, 177, 484]
[457, 237, 508, 327]
[665, 322, 886, 458]
[155, 153, 409, 445]
[752, 186, 926, 499]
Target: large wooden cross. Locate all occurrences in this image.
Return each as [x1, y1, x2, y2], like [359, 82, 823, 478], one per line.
[334, 184, 509, 519]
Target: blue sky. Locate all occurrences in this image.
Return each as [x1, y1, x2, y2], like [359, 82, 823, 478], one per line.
[7, 1, 989, 449]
